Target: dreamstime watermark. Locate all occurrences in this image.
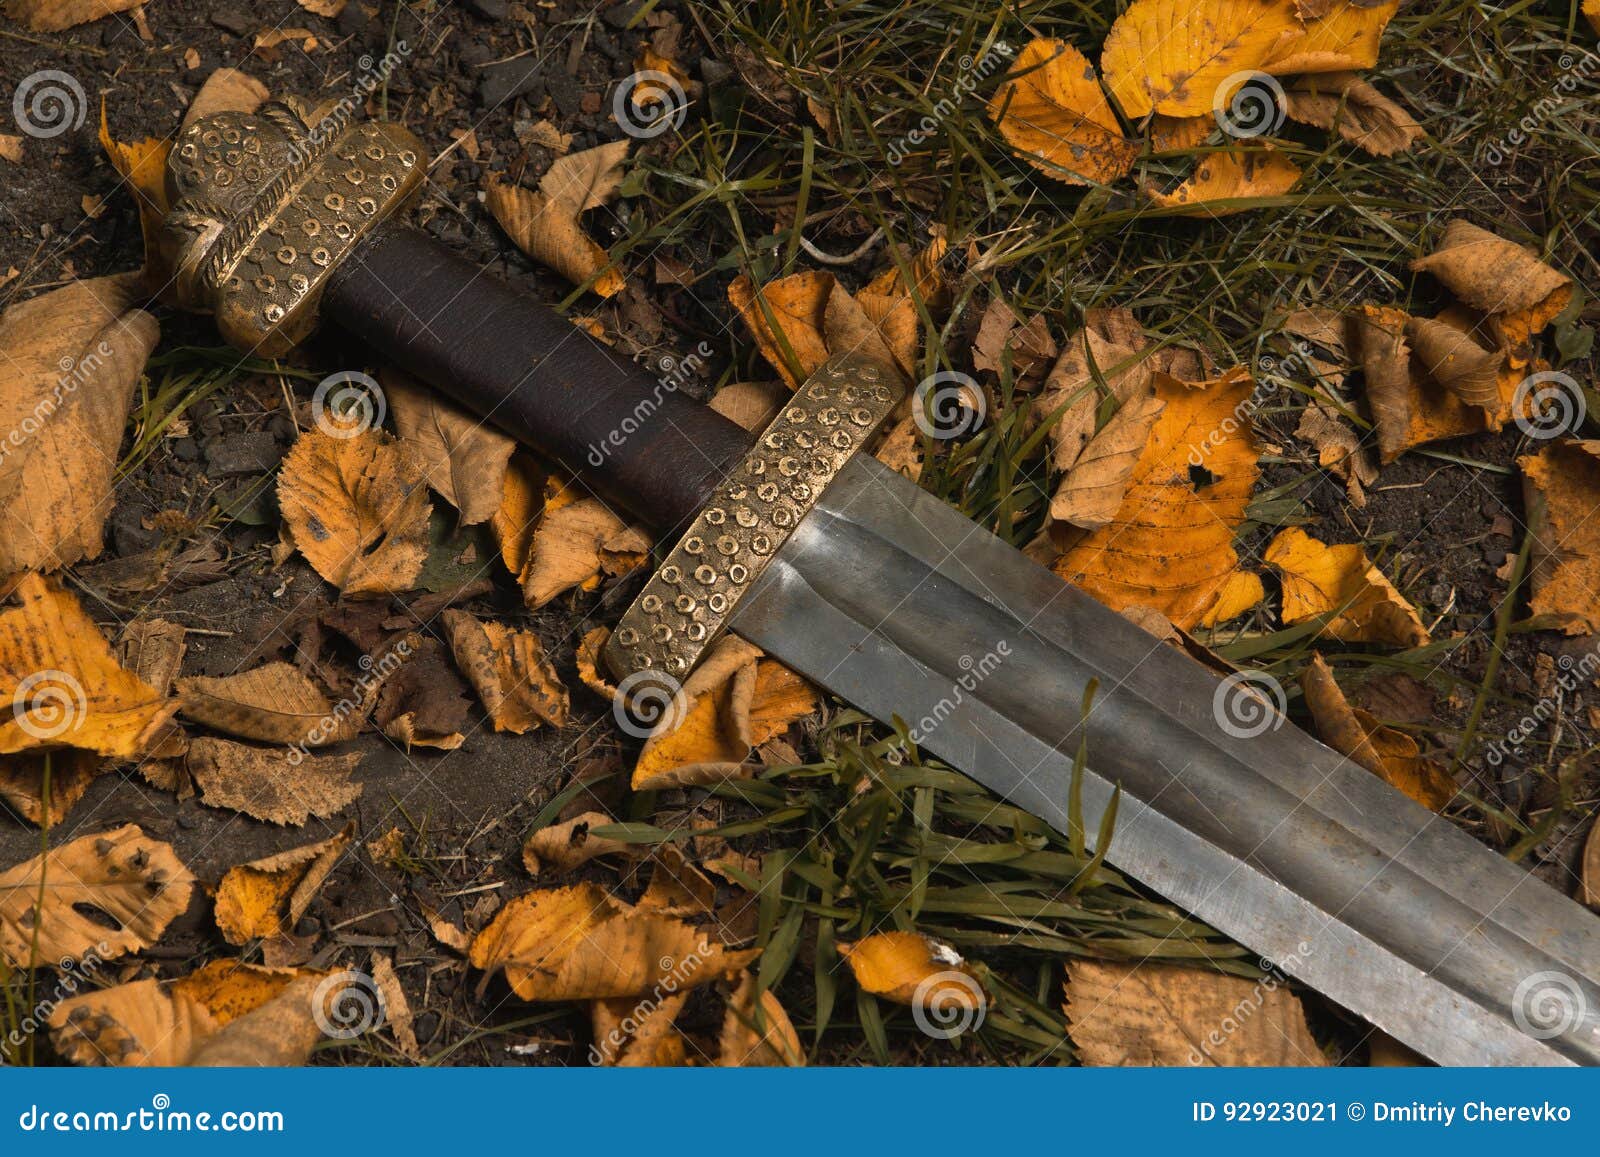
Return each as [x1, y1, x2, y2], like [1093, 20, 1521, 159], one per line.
[1185, 940, 1315, 1063]
[0, 341, 114, 469]
[588, 947, 706, 1063]
[1511, 970, 1589, 1042]
[1482, 48, 1600, 166]
[613, 70, 688, 139]
[1483, 647, 1600, 766]
[286, 43, 412, 167]
[311, 370, 387, 438]
[887, 41, 1014, 165]
[906, 641, 1011, 744]
[2, 942, 111, 1063]
[11, 669, 88, 742]
[1212, 70, 1286, 140]
[310, 970, 385, 1039]
[1188, 373, 1279, 468]
[913, 370, 986, 439]
[612, 669, 689, 739]
[1212, 670, 1287, 739]
[285, 637, 412, 765]
[12, 70, 87, 138]
[910, 943, 986, 1039]
[1512, 369, 1586, 440]
[585, 342, 714, 467]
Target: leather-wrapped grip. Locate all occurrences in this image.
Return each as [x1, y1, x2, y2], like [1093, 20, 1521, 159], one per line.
[323, 224, 752, 532]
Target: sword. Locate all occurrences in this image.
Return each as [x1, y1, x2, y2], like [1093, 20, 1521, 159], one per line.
[160, 102, 1600, 1066]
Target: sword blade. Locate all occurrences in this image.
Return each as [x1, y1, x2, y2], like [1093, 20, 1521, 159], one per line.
[731, 455, 1600, 1066]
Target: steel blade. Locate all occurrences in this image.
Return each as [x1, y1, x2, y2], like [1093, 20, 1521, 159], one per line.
[731, 455, 1600, 1066]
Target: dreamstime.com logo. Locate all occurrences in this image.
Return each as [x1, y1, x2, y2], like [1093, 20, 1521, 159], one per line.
[1212, 70, 1287, 139]
[311, 370, 387, 438]
[613, 70, 688, 139]
[612, 669, 689, 739]
[1512, 370, 1586, 439]
[13, 70, 87, 138]
[1211, 670, 1287, 739]
[1512, 970, 1589, 1041]
[311, 970, 386, 1039]
[11, 669, 88, 741]
[910, 949, 986, 1040]
[913, 371, 985, 439]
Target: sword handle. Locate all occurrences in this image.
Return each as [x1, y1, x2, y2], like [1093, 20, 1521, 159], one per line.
[322, 224, 752, 532]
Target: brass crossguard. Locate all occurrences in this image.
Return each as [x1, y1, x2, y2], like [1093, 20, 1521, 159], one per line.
[163, 101, 425, 355]
[603, 355, 903, 684]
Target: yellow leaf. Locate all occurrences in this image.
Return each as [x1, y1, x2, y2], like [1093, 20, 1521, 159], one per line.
[214, 826, 352, 946]
[442, 609, 568, 732]
[1264, 526, 1430, 647]
[522, 810, 631, 876]
[987, 39, 1136, 185]
[385, 369, 515, 525]
[728, 271, 835, 390]
[1520, 440, 1600, 636]
[1052, 368, 1263, 631]
[1405, 314, 1505, 415]
[49, 959, 309, 1066]
[0, 575, 175, 763]
[5, 0, 142, 33]
[485, 139, 630, 297]
[1101, 0, 1304, 118]
[1146, 147, 1303, 215]
[492, 454, 546, 578]
[0, 824, 194, 969]
[1300, 654, 1455, 810]
[175, 661, 356, 747]
[1263, 0, 1399, 75]
[591, 991, 691, 1066]
[1065, 958, 1328, 1065]
[276, 430, 433, 596]
[838, 931, 985, 1015]
[1354, 304, 1487, 462]
[718, 971, 805, 1066]
[469, 882, 760, 1002]
[0, 273, 159, 575]
[1587, 0, 1600, 37]
[1284, 72, 1422, 156]
[1410, 220, 1573, 352]
[186, 737, 363, 825]
[518, 487, 637, 608]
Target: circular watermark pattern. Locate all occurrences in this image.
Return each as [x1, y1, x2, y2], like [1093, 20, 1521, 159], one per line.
[913, 371, 985, 440]
[13, 70, 87, 139]
[1512, 370, 1586, 440]
[1211, 670, 1286, 739]
[613, 70, 688, 139]
[12, 669, 87, 741]
[612, 669, 689, 739]
[311, 370, 386, 438]
[911, 970, 987, 1039]
[1512, 970, 1587, 1041]
[311, 970, 386, 1039]
[1212, 71, 1286, 140]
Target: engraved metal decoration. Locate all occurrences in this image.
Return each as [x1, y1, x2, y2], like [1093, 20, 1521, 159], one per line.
[162, 101, 425, 355]
[604, 354, 904, 683]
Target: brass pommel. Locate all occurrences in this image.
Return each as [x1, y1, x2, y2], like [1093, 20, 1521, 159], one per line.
[161, 101, 426, 355]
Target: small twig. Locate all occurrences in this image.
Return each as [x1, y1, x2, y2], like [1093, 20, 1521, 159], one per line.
[798, 227, 884, 266]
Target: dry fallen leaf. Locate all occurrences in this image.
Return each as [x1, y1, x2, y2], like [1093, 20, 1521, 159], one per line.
[1295, 398, 1376, 507]
[0, 274, 158, 575]
[1264, 526, 1430, 647]
[1284, 71, 1421, 156]
[176, 660, 356, 747]
[469, 882, 760, 1002]
[838, 931, 985, 1021]
[1301, 654, 1455, 809]
[1587, 0, 1600, 37]
[728, 271, 870, 390]
[718, 971, 805, 1066]
[187, 974, 333, 1065]
[514, 480, 639, 607]
[5, 0, 142, 33]
[1052, 368, 1265, 630]
[1065, 958, 1328, 1065]
[591, 991, 690, 1066]
[1520, 440, 1600, 636]
[1264, 0, 1400, 75]
[370, 952, 418, 1061]
[443, 609, 568, 733]
[385, 369, 514, 525]
[1147, 147, 1303, 215]
[187, 737, 363, 825]
[1580, 816, 1600, 907]
[1410, 220, 1574, 354]
[49, 958, 308, 1066]
[709, 379, 789, 433]
[214, 826, 352, 946]
[277, 429, 432, 596]
[486, 140, 630, 297]
[1051, 384, 1166, 530]
[0, 824, 194, 968]
[1101, 0, 1304, 118]
[522, 810, 631, 876]
[987, 38, 1136, 186]
[1354, 304, 1494, 462]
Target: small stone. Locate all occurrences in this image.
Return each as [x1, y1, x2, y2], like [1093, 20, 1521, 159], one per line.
[700, 58, 734, 87]
[466, 0, 508, 18]
[202, 430, 282, 476]
[580, 91, 602, 116]
[544, 70, 584, 119]
[334, 1, 368, 36]
[172, 436, 200, 462]
[209, 4, 252, 36]
[601, 1, 644, 30]
[414, 1011, 439, 1045]
[479, 57, 545, 109]
[110, 504, 161, 556]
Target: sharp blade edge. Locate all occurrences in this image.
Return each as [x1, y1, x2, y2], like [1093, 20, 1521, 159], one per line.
[730, 456, 1600, 1066]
